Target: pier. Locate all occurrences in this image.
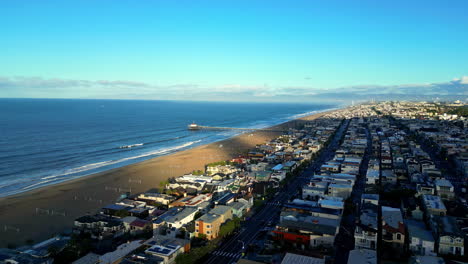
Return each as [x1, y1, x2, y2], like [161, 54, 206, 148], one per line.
[188, 123, 286, 132]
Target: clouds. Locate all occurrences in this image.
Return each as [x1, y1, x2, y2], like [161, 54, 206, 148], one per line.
[0, 75, 467, 102]
[452, 76, 468, 85]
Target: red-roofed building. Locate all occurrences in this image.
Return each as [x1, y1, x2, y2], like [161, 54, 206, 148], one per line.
[130, 219, 152, 234]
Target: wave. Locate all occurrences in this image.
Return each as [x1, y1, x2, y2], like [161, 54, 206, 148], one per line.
[0, 128, 188, 160]
[39, 140, 202, 181]
[119, 143, 144, 149]
[287, 107, 339, 120]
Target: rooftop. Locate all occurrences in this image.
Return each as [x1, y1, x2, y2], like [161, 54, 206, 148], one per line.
[145, 242, 181, 257]
[382, 206, 403, 229]
[405, 219, 434, 242]
[347, 249, 377, 264]
[281, 253, 324, 264]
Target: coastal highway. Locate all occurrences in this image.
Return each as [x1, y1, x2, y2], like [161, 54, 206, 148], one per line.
[203, 119, 350, 264]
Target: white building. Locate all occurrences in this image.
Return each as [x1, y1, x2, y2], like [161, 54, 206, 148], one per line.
[406, 219, 436, 256]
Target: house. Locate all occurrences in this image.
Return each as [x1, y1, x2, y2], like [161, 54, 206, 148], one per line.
[416, 183, 435, 197]
[153, 207, 198, 229]
[328, 183, 353, 199]
[136, 193, 177, 206]
[168, 196, 195, 208]
[434, 179, 455, 200]
[347, 249, 376, 264]
[302, 182, 328, 200]
[214, 192, 236, 205]
[99, 240, 144, 264]
[406, 219, 436, 256]
[228, 201, 248, 218]
[430, 216, 465, 256]
[184, 193, 213, 207]
[355, 203, 378, 250]
[381, 206, 406, 252]
[206, 164, 238, 176]
[129, 219, 152, 234]
[361, 194, 379, 206]
[282, 161, 298, 172]
[74, 214, 123, 240]
[422, 195, 447, 216]
[101, 204, 130, 217]
[145, 241, 184, 264]
[366, 169, 379, 184]
[321, 164, 340, 173]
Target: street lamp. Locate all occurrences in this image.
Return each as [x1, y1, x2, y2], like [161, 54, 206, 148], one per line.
[238, 240, 245, 250]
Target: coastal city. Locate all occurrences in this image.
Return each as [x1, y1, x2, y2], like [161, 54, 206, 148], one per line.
[0, 101, 467, 264]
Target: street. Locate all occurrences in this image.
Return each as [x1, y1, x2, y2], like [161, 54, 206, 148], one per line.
[203, 119, 350, 264]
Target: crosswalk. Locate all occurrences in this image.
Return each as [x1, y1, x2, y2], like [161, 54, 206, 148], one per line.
[211, 251, 243, 259]
[266, 201, 282, 206]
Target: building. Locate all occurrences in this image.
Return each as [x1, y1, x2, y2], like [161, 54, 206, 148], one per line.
[99, 240, 144, 264]
[347, 249, 376, 264]
[74, 214, 123, 240]
[422, 195, 447, 216]
[272, 211, 340, 248]
[328, 183, 353, 199]
[355, 203, 378, 250]
[361, 194, 379, 206]
[434, 179, 455, 200]
[366, 169, 379, 184]
[430, 216, 465, 256]
[381, 206, 406, 252]
[409, 256, 445, 264]
[406, 219, 436, 256]
[194, 206, 233, 240]
[281, 253, 324, 264]
[145, 241, 184, 264]
[302, 182, 328, 200]
[153, 207, 198, 229]
[136, 193, 176, 205]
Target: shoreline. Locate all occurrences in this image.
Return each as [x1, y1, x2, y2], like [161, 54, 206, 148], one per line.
[0, 108, 338, 247]
[0, 106, 340, 199]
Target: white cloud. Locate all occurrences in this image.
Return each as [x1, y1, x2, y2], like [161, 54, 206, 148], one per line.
[460, 76, 468, 84]
[0, 75, 467, 101]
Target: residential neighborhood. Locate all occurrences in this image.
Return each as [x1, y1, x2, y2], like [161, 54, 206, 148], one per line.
[1, 101, 467, 264]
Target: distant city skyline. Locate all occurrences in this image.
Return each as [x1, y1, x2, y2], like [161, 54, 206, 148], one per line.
[1, 0, 468, 101]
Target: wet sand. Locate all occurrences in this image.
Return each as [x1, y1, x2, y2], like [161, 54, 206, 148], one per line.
[0, 110, 333, 247]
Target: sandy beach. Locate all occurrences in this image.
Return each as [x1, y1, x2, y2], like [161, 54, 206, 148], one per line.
[0, 110, 333, 247]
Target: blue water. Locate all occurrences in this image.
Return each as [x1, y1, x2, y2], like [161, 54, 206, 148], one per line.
[0, 99, 339, 197]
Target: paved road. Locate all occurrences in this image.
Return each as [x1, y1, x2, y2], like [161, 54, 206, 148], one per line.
[203, 119, 350, 264]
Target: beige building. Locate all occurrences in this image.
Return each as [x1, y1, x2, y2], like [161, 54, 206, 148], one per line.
[194, 205, 233, 240]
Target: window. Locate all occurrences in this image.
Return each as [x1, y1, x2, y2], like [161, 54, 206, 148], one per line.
[207, 225, 211, 228]
[207, 231, 211, 234]
[195, 223, 199, 226]
[397, 234, 401, 240]
[195, 229, 199, 232]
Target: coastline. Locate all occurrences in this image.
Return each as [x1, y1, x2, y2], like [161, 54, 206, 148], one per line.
[0, 109, 337, 247]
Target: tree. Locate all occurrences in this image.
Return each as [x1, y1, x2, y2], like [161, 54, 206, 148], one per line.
[192, 170, 204, 175]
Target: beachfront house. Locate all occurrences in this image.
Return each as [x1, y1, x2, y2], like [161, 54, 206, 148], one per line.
[74, 214, 124, 240]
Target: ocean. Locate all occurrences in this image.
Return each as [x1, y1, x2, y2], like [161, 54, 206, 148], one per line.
[0, 99, 339, 197]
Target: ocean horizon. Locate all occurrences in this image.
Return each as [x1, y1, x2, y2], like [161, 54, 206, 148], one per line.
[0, 98, 341, 197]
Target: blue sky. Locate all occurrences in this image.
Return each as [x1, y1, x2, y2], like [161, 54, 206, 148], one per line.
[1, 0, 467, 101]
